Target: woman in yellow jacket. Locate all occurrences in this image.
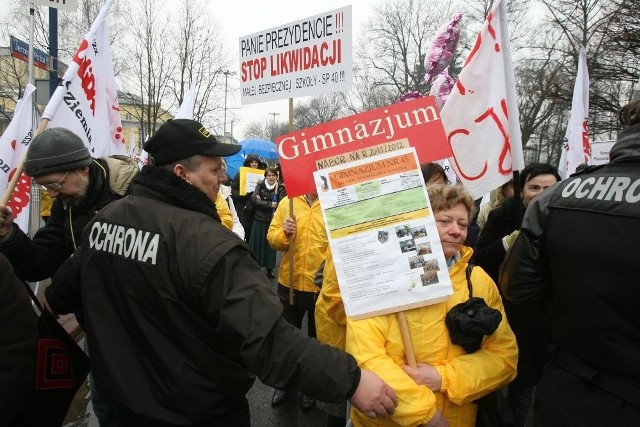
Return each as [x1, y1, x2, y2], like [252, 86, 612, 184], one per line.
[267, 192, 328, 409]
[346, 185, 518, 427]
[315, 245, 350, 426]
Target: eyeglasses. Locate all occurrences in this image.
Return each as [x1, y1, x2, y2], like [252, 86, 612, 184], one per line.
[38, 171, 69, 192]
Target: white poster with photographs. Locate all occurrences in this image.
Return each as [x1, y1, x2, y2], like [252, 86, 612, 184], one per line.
[314, 148, 453, 319]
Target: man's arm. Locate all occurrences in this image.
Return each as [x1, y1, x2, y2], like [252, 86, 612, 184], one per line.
[0, 201, 71, 281]
[199, 245, 397, 417]
[44, 248, 85, 315]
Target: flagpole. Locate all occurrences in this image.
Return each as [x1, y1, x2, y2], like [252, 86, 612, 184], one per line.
[288, 97, 295, 305]
[0, 119, 49, 206]
[28, 4, 35, 86]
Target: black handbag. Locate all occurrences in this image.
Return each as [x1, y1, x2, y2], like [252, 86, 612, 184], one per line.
[22, 280, 91, 426]
[445, 265, 515, 427]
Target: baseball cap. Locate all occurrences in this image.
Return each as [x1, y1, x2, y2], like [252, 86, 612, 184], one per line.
[144, 119, 241, 166]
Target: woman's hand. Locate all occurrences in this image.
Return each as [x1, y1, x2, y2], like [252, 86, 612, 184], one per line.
[402, 363, 442, 392]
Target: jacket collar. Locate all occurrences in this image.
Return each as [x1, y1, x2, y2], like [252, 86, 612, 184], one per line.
[128, 166, 221, 223]
[610, 124, 640, 163]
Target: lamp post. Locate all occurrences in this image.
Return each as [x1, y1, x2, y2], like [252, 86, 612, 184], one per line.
[222, 70, 235, 142]
[269, 112, 280, 142]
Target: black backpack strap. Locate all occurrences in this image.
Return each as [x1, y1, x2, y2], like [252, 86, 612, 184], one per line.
[465, 264, 474, 298]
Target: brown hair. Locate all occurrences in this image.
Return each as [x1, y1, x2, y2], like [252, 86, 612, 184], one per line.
[619, 98, 640, 127]
[263, 166, 278, 177]
[421, 162, 448, 184]
[427, 184, 476, 221]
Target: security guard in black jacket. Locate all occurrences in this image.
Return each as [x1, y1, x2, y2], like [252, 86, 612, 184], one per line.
[500, 98, 640, 426]
[44, 119, 398, 427]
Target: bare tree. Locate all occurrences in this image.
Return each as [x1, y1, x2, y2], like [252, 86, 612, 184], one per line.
[356, 0, 451, 100]
[293, 93, 347, 129]
[169, 0, 232, 129]
[121, 0, 176, 138]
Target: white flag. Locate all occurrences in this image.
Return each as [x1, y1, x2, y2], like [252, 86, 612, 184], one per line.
[441, 0, 524, 199]
[42, 0, 125, 157]
[174, 80, 197, 120]
[0, 84, 37, 232]
[559, 48, 590, 178]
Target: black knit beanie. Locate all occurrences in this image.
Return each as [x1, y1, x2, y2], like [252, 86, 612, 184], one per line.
[24, 128, 92, 177]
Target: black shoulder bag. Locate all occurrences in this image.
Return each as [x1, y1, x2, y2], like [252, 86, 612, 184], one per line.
[22, 280, 91, 426]
[444, 265, 515, 427]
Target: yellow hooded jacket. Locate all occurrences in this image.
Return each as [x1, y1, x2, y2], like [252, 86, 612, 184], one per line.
[315, 246, 347, 350]
[347, 246, 518, 427]
[267, 195, 327, 292]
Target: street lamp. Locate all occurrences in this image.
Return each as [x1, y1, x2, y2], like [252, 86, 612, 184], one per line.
[222, 70, 235, 142]
[269, 112, 280, 142]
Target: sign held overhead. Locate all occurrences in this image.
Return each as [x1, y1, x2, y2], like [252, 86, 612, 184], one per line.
[239, 6, 352, 105]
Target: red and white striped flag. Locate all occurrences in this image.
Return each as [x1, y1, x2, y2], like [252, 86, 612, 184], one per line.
[42, 0, 125, 157]
[441, 0, 524, 198]
[559, 48, 590, 178]
[0, 84, 37, 232]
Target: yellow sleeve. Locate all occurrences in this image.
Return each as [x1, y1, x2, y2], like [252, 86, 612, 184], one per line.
[215, 193, 233, 231]
[315, 247, 346, 349]
[440, 267, 518, 405]
[346, 315, 437, 427]
[266, 196, 290, 252]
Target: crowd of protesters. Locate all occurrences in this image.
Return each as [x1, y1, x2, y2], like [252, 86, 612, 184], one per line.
[1, 97, 639, 427]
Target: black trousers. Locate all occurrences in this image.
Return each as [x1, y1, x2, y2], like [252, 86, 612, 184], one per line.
[116, 398, 250, 427]
[277, 283, 318, 338]
[533, 364, 640, 427]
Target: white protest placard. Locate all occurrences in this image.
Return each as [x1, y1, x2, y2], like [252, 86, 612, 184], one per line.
[314, 147, 453, 319]
[238, 167, 266, 195]
[590, 140, 615, 166]
[239, 6, 352, 105]
[21, 0, 79, 12]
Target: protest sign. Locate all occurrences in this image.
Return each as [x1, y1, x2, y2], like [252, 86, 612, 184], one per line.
[239, 6, 352, 104]
[314, 147, 453, 319]
[238, 166, 266, 195]
[278, 95, 450, 197]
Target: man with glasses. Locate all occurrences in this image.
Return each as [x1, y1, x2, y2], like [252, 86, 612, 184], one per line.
[0, 127, 137, 282]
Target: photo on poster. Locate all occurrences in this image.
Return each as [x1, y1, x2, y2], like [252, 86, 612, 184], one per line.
[416, 242, 432, 256]
[400, 239, 417, 253]
[411, 225, 427, 239]
[424, 259, 440, 271]
[408, 255, 426, 269]
[395, 225, 412, 238]
[421, 270, 439, 286]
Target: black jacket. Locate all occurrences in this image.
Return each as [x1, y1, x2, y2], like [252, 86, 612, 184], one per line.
[0, 159, 125, 281]
[475, 198, 520, 282]
[0, 253, 37, 424]
[501, 123, 640, 390]
[476, 197, 551, 387]
[251, 180, 286, 223]
[48, 167, 359, 425]
[230, 155, 265, 228]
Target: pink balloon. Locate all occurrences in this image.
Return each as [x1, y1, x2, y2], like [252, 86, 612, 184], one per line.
[429, 68, 455, 109]
[424, 12, 463, 86]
